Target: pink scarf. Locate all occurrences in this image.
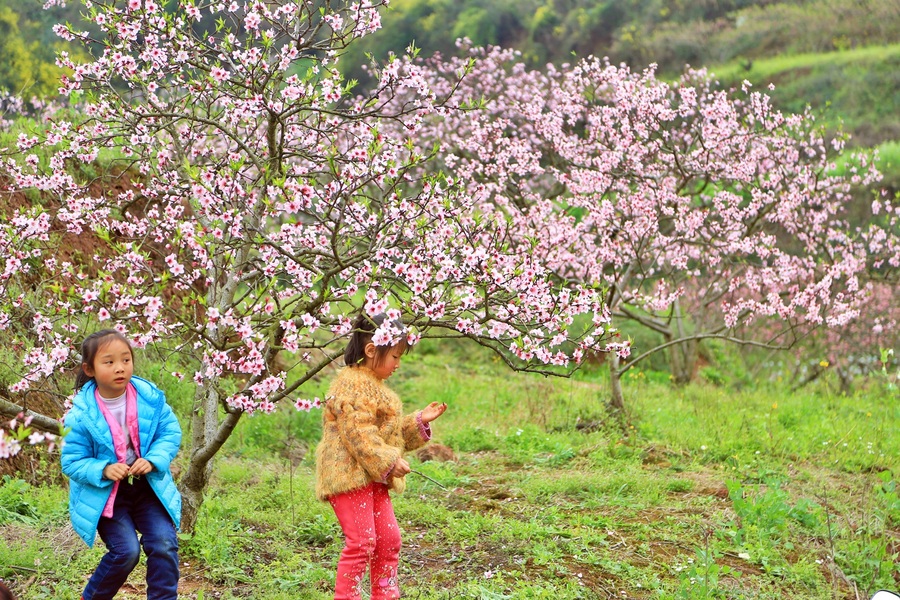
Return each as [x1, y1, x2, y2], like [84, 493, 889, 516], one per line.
[95, 383, 141, 518]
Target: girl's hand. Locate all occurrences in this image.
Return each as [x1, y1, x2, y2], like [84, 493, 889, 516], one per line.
[103, 463, 129, 481]
[391, 458, 411, 478]
[420, 402, 447, 424]
[128, 458, 154, 477]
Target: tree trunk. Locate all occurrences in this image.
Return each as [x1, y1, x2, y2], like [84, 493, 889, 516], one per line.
[669, 337, 699, 385]
[0, 397, 64, 434]
[668, 298, 698, 384]
[608, 354, 625, 413]
[177, 384, 242, 533]
[178, 461, 211, 535]
[836, 367, 853, 396]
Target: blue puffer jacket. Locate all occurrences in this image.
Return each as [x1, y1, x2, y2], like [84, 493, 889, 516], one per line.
[61, 376, 182, 547]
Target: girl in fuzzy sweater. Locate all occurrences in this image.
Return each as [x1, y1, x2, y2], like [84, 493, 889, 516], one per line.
[316, 313, 446, 600]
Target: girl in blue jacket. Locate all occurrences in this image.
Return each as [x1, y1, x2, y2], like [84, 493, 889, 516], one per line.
[61, 329, 182, 600]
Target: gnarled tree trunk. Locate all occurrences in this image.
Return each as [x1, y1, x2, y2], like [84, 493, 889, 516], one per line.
[178, 384, 242, 533]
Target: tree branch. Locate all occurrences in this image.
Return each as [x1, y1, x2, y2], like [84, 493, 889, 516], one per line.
[190, 410, 242, 466]
[0, 397, 64, 435]
[615, 306, 672, 336]
[617, 333, 791, 377]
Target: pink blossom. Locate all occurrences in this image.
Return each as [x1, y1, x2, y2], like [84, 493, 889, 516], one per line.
[0, 430, 21, 459]
[210, 67, 229, 83]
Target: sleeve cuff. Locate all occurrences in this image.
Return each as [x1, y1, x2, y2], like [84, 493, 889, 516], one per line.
[142, 454, 164, 471]
[416, 411, 432, 441]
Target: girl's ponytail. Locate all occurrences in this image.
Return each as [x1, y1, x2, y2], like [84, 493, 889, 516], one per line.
[343, 313, 409, 367]
[343, 314, 377, 366]
[74, 367, 92, 393]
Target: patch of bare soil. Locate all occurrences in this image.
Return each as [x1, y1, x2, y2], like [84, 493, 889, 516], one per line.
[402, 524, 651, 600]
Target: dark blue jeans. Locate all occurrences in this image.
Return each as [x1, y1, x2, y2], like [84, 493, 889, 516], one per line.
[83, 477, 179, 600]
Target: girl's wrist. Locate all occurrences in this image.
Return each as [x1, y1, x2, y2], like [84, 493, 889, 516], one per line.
[416, 411, 432, 440]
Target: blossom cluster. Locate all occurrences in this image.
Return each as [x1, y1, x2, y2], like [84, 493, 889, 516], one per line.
[0, 414, 60, 458]
[392, 43, 891, 362]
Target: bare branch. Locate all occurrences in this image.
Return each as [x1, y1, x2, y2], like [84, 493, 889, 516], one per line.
[0, 397, 64, 435]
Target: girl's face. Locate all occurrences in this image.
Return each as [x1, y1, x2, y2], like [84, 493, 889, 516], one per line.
[83, 338, 134, 398]
[364, 343, 403, 380]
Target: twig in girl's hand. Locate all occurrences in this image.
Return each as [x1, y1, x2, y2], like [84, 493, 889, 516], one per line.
[6, 565, 38, 573]
[409, 469, 448, 490]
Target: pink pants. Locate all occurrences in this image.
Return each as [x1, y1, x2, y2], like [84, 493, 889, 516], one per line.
[329, 483, 402, 600]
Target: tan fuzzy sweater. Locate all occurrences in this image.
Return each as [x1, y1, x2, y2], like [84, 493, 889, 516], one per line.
[315, 366, 430, 501]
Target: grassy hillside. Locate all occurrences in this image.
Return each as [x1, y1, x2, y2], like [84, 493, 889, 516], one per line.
[711, 43, 900, 149]
[2, 342, 898, 599]
[335, 0, 900, 184]
[338, 0, 900, 76]
[2, 0, 897, 169]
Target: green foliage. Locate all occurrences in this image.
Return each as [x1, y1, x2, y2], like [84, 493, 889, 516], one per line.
[0, 344, 28, 389]
[0, 479, 88, 599]
[452, 6, 496, 47]
[0, 476, 40, 525]
[224, 403, 323, 457]
[502, 424, 575, 465]
[138, 359, 201, 419]
[875, 471, 900, 526]
[698, 366, 727, 387]
[617, 0, 900, 75]
[0, 476, 67, 524]
[829, 471, 900, 591]
[445, 425, 501, 452]
[726, 478, 820, 542]
[0, 1, 86, 97]
[674, 544, 738, 600]
[530, 4, 560, 38]
[835, 534, 899, 593]
[293, 513, 337, 546]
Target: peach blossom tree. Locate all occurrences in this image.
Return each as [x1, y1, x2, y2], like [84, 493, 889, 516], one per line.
[0, 4, 614, 529]
[395, 44, 890, 409]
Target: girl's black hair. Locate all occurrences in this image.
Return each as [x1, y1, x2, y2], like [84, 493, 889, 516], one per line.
[343, 313, 410, 367]
[74, 329, 134, 391]
[0, 581, 15, 600]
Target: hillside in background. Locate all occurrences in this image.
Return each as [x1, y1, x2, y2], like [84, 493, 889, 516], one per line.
[0, 0, 88, 98]
[334, 0, 900, 191]
[340, 0, 900, 150]
[1, 0, 898, 166]
[343, 0, 899, 72]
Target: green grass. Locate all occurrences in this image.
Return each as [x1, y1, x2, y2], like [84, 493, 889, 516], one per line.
[709, 43, 900, 84]
[1, 343, 898, 599]
[0, 110, 137, 190]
